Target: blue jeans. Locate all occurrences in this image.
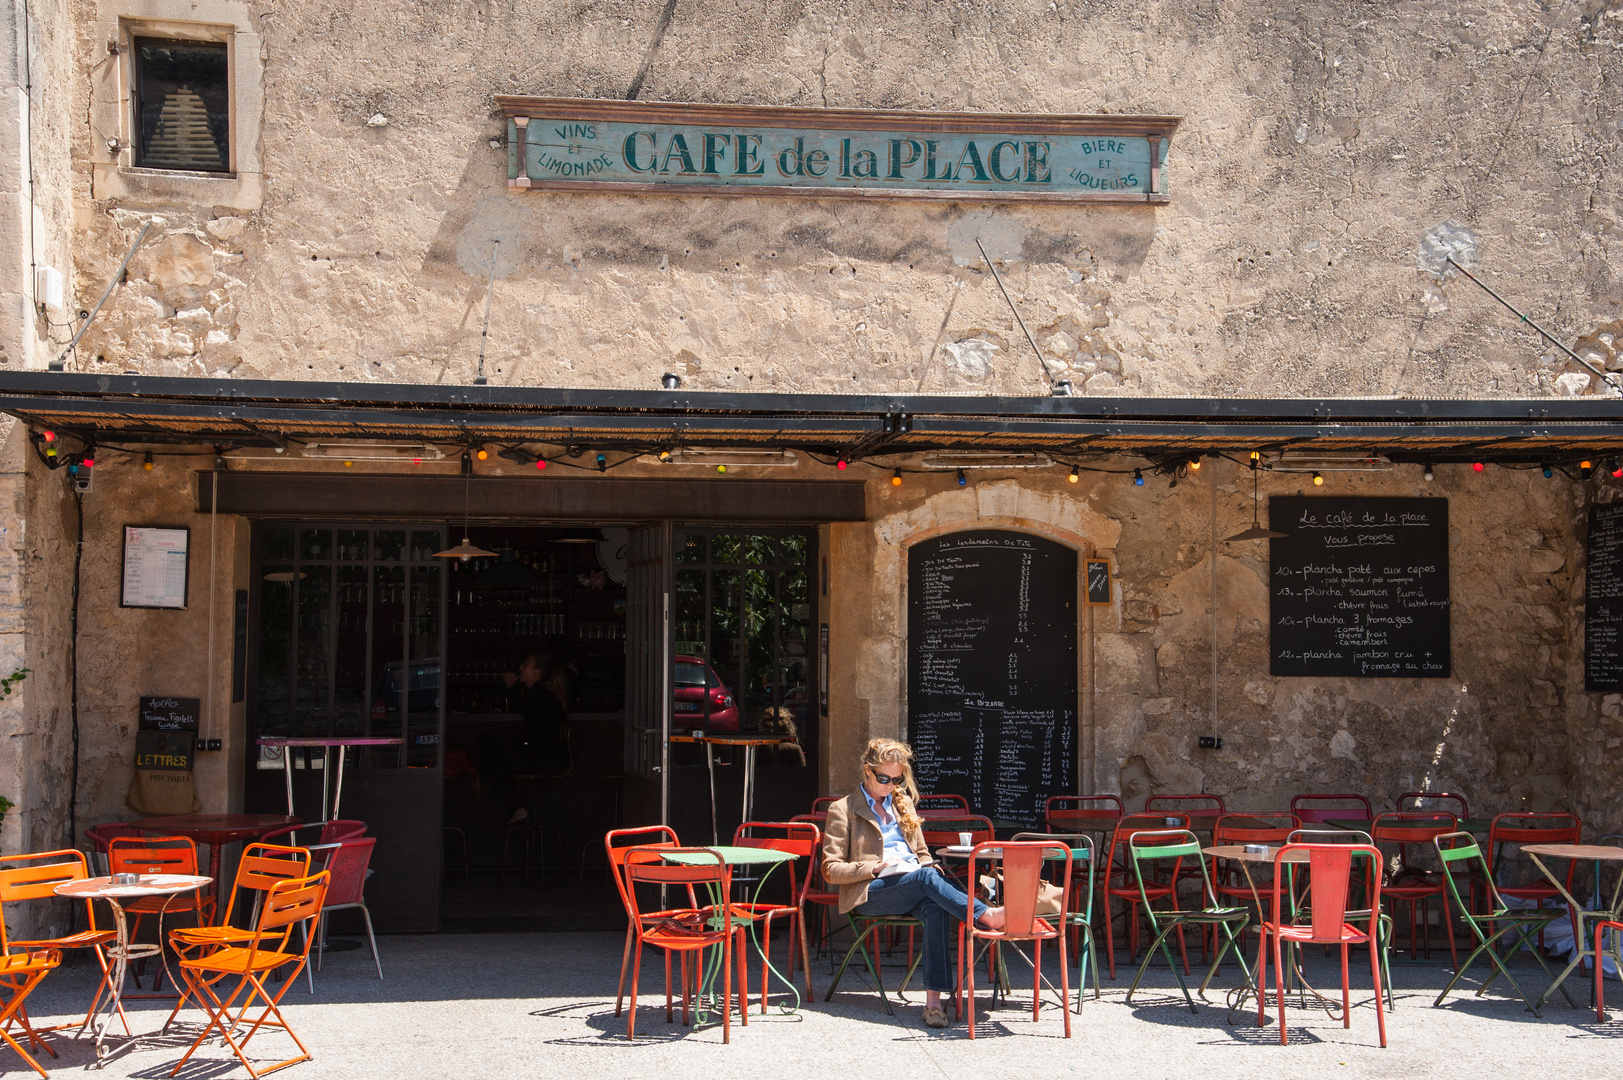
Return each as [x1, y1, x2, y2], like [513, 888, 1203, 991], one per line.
[854, 866, 987, 993]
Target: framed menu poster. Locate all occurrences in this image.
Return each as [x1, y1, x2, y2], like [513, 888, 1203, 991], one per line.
[122, 526, 190, 608]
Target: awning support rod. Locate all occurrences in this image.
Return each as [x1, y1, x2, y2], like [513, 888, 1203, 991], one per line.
[977, 237, 1061, 394]
[1446, 256, 1619, 392]
[50, 221, 153, 371]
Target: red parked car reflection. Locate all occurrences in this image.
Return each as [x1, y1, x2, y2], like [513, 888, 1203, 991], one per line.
[674, 656, 737, 731]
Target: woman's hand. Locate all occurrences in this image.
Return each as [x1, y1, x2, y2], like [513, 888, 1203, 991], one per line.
[872, 859, 894, 878]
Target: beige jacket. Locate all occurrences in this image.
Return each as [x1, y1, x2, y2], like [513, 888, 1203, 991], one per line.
[820, 788, 935, 913]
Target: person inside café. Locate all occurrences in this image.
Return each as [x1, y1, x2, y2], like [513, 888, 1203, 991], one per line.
[821, 738, 1005, 1029]
[503, 651, 571, 826]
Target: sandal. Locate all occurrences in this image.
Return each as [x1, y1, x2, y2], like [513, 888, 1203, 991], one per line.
[921, 1006, 949, 1029]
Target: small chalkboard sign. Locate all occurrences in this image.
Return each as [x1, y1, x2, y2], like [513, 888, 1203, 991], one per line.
[1585, 504, 1623, 691]
[1086, 559, 1112, 606]
[134, 730, 194, 770]
[139, 696, 200, 732]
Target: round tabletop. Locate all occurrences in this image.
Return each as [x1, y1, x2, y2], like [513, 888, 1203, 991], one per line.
[55, 874, 212, 901]
[664, 846, 796, 866]
[1521, 843, 1623, 861]
[936, 845, 1088, 860]
[1204, 844, 1313, 864]
[132, 813, 300, 844]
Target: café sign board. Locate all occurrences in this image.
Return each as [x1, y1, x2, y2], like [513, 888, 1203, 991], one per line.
[496, 97, 1178, 203]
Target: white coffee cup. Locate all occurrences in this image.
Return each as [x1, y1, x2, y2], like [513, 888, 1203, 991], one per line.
[958, 831, 973, 848]
[1165, 816, 1179, 827]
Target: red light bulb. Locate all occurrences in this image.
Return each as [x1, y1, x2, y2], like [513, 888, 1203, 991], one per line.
[42, 431, 55, 442]
[81, 457, 94, 469]
[535, 458, 547, 470]
[1472, 462, 1484, 472]
[836, 458, 848, 470]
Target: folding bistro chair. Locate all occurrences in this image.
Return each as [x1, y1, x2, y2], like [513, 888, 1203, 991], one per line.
[1257, 843, 1387, 1048]
[1430, 831, 1571, 1015]
[1124, 829, 1250, 1012]
[1286, 827, 1394, 1008]
[621, 847, 747, 1043]
[1100, 812, 1189, 978]
[1210, 814, 1300, 949]
[1481, 813, 1581, 924]
[169, 871, 330, 1079]
[0, 849, 124, 1040]
[1044, 794, 1123, 836]
[730, 820, 821, 1008]
[83, 823, 146, 875]
[0, 950, 61, 1078]
[605, 826, 697, 1020]
[1595, 920, 1623, 1022]
[959, 840, 1072, 1039]
[1013, 831, 1099, 1011]
[790, 813, 840, 959]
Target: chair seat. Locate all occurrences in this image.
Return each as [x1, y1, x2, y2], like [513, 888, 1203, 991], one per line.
[1499, 883, 1560, 900]
[1160, 906, 1250, 923]
[179, 945, 299, 975]
[13, 929, 116, 950]
[642, 926, 734, 950]
[125, 894, 211, 914]
[171, 925, 255, 946]
[0, 950, 59, 973]
[971, 917, 1060, 940]
[1268, 922, 1370, 946]
[1381, 883, 1443, 899]
[729, 902, 795, 920]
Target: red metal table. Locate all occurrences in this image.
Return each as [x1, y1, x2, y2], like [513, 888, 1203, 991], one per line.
[131, 813, 301, 908]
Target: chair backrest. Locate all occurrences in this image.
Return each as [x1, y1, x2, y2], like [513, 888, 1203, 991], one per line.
[0, 850, 95, 951]
[318, 837, 375, 908]
[1128, 829, 1211, 906]
[320, 819, 368, 844]
[1287, 827, 1374, 845]
[917, 815, 995, 850]
[1044, 795, 1123, 830]
[1214, 813, 1300, 847]
[1272, 843, 1380, 942]
[1371, 811, 1458, 844]
[220, 844, 313, 929]
[622, 846, 730, 930]
[1486, 812, 1582, 880]
[916, 794, 971, 817]
[1108, 812, 1190, 873]
[1397, 791, 1470, 819]
[83, 823, 146, 853]
[970, 840, 1069, 937]
[1145, 794, 1226, 816]
[810, 796, 838, 813]
[1432, 831, 1496, 911]
[108, 835, 200, 877]
[733, 820, 821, 905]
[1011, 831, 1094, 917]
[604, 826, 681, 916]
[242, 872, 330, 966]
[1290, 793, 1374, 824]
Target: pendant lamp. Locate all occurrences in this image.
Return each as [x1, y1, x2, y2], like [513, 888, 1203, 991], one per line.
[1225, 456, 1288, 542]
[435, 462, 496, 562]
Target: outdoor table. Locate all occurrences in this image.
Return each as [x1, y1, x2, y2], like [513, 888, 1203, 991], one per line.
[1521, 842, 1623, 1009]
[664, 846, 800, 1020]
[132, 813, 300, 911]
[670, 733, 796, 845]
[256, 736, 403, 823]
[1203, 844, 1340, 1019]
[54, 873, 211, 1063]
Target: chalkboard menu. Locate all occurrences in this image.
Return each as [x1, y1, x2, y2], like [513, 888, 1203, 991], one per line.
[139, 696, 200, 732]
[1270, 497, 1450, 678]
[1585, 504, 1623, 691]
[908, 531, 1077, 828]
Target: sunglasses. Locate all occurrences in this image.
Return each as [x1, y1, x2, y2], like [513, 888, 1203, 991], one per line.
[870, 770, 905, 786]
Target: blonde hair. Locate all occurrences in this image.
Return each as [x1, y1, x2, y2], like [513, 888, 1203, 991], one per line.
[861, 738, 923, 836]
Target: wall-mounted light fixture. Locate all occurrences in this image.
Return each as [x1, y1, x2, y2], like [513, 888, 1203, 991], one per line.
[302, 442, 447, 462]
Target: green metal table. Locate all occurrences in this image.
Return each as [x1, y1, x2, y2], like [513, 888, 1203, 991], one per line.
[665, 846, 800, 1022]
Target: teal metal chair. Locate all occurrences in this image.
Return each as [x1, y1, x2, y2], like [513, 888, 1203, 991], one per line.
[1124, 828, 1251, 1012]
[824, 910, 924, 1015]
[1012, 832, 1099, 1012]
[1431, 830, 1572, 1015]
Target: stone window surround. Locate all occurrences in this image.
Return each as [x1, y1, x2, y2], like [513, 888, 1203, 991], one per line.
[89, 1, 263, 210]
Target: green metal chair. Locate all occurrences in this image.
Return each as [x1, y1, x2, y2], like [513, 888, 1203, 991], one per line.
[824, 912, 924, 1015]
[1124, 828, 1251, 1012]
[1432, 830, 1573, 1015]
[1012, 831, 1099, 1012]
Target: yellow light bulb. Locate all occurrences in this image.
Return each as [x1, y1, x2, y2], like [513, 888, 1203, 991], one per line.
[716, 464, 727, 473]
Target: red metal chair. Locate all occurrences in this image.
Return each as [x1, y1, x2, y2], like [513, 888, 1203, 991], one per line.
[915, 794, 971, 817]
[1257, 843, 1386, 1047]
[959, 840, 1072, 1038]
[261, 819, 368, 847]
[1101, 812, 1190, 978]
[730, 820, 820, 1009]
[918, 815, 995, 887]
[0, 949, 62, 1078]
[1596, 919, 1623, 1022]
[0, 850, 118, 1046]
[1371, 811, 1459, 966]
[622, 847, 747, 1042]
[1044, 794, 1123, 833]
[809, 796, 838, 814]
[1145, 794, 1226, 819]
[83, 822, 147, 874]
[1397, 791, 1470, 819]
[790, 813, 840, 963]
[605, 826, 697, 1020]
[1290, 793, 1373, 825]
[311, 837, 382, 979]
[1482, 812, 1581, 919]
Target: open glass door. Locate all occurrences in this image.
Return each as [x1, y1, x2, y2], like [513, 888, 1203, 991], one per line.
[623, 523, 672, 826]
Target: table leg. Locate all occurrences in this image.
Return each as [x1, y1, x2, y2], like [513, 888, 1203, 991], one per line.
[332, 746, 348, 821]
[87, 902, 133, 1066]
[320, 747, 332, 823]
[283, 749, 295, 816]
[1528, 852, 1619, 1010]
[741, 745, 755, 825]
[705, 742, 719, 846]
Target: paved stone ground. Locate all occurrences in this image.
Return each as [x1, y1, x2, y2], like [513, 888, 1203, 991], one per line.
[10, 932, 1621, 1079]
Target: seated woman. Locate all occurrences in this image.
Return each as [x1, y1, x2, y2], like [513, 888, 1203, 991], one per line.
[820, 737, 1004, 1029]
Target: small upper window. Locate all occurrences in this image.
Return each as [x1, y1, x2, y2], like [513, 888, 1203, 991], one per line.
[133, 38, 230, 172]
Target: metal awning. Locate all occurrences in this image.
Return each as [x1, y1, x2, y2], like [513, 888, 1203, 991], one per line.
[1, 372, 1621, 463]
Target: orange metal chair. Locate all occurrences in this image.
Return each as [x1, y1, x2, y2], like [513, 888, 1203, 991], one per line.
[1290, 793, 1373, 825]
[0, 950, 62, 1078]
[605, 826, 698, 1020]
[1101, 812, 1190, 978]
[83, 823, 146, 874]
[959, 840, 1072, 1039]
[107, 835, 216, 936]
[1256, 843, 1386, 1047]
[164, 844, 313, 1024]
[730, 820, 820, 1010]
[1044, 794, 1123, 834]
[169, 872, 330, 1079]
[0, 849, 123, 1040]
[1397, 791, 1470, 819]
[915, 793, 971, 817]
[622, 847, 747, 1043]
[1371, 811, 1459, 965]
